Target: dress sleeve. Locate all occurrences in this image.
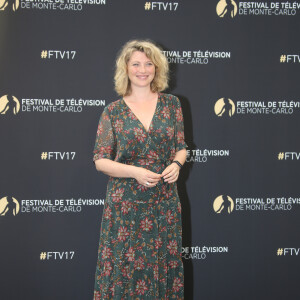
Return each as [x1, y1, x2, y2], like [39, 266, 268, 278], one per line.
[174, 96, 188, 152]
[93, 107, 116, 162]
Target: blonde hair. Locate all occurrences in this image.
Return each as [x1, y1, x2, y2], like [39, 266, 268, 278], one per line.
[114, 40, 169, 96]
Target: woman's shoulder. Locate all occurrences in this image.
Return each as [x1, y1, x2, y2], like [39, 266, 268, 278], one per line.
[104, 98, 124, 114]
[160, 93, 181, 106]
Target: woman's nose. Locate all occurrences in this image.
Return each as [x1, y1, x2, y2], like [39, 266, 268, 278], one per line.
[139, 64, 146, 72]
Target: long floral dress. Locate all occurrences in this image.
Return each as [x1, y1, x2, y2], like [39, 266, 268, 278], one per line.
[93, 93, 187, 299]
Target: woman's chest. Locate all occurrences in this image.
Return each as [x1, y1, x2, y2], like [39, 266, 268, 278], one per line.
[112, 108, 175, 146]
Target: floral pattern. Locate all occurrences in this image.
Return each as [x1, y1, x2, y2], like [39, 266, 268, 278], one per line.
[93, 93, 187, 299]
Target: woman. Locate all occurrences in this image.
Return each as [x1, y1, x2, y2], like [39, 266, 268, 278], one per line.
[93, 40, 187, 299]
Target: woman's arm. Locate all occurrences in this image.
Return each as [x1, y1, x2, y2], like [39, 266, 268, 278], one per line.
[95, 158, 161, 187]
[172, 148, 187, 166]
[95, 158, 138, 177]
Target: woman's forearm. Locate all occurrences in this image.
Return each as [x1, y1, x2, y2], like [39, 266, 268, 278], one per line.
[95, 158, 139, 178]
[173, 148, 187, 166]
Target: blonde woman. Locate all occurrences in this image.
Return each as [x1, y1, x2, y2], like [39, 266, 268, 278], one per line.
[93, 39, 187, 299]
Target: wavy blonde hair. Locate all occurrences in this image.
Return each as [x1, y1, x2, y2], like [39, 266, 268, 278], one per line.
[114, 40, 169, 96]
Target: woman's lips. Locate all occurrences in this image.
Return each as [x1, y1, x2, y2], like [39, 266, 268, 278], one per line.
[136, 75, 148, 79]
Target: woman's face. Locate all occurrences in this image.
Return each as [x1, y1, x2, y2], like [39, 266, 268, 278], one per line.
[127, 51, 155, 90]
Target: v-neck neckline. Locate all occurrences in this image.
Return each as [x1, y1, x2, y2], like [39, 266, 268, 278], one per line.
[122, 93, 160, 134]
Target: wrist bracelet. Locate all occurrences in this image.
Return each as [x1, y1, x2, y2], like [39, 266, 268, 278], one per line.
[172, 160, 183, 168]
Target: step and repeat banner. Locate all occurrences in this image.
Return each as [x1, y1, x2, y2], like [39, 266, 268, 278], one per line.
[1, 1, 300, 299]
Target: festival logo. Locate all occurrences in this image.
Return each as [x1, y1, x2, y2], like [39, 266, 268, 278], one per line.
[0, 0, 19, 11]
[221, 196, 300, 212]
[0, 94, 105, 114]
[1, 194, 103, 215]
[213, 195, 234, 214]
[216, 0, 237, 18]
[0, 196, 20, 216]
[217, 1, 300, 17]
[214, 98, 236, 117]
[0, 95, 20, 115]
[214, 98, 300, 117]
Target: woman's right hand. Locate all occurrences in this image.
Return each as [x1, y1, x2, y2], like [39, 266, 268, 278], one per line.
[133, 167, 162, 187]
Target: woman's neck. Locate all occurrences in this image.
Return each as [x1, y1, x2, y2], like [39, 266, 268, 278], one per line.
[126, 87, 157, 103]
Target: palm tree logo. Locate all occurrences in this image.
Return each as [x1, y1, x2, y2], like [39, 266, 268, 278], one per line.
[214, 97, 235, 117]
[216, 0, 237, 19]
[0, 95, 20, 115]
[0, 196, 20, 216]
[213, 195, 234, 214]
[0, 0, 19, 11]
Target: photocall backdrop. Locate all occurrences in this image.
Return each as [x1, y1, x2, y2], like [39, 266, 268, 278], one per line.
[1, 0, 300, 299]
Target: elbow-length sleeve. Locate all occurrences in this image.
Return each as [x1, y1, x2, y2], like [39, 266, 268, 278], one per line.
[93, 107, 116, 162]
[173, 96, 188, 152]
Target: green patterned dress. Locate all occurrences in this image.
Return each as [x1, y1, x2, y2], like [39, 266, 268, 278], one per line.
[93, 93, 187, 299]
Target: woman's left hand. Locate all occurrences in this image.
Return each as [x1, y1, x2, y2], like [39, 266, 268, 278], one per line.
[161, 163, 180, 183]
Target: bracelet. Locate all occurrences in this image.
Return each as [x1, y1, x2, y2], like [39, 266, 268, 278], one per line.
[172, 160, 183, 168]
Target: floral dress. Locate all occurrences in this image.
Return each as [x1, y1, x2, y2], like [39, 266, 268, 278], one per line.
[93, 93, 187, 299]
